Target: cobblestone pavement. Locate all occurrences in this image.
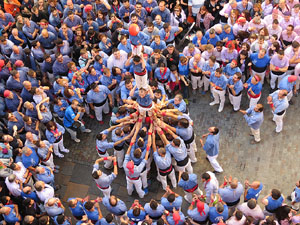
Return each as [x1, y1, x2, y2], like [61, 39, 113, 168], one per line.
[54, 83, 300, 218]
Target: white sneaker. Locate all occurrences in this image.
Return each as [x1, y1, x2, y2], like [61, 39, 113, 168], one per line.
[83, 129, 91, 133]
[55, 153, 64, 158]
[218, 106, 224, 112]
[73, 138, 81, 143]
[209, 101, 218, 106]
[61, 149, 69, 153]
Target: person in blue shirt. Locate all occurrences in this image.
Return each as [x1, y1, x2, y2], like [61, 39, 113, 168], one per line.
[0, 204, 21, 224]
[244, 75, 263, 108]
[289, 180, 300, 210]
[178, 172, 202, 203]
[167, 94, 187, 113]
[53, 215, 71, 225]
[250, 49, 270, 85]
[63, 99, 91, 143]
[161, 186, 182, 212]
[127, 201, 146, 225]
[99, 35, 113, 55]
[3, 90, 21, 112]
[192, 31, 207, 49]
[117, 35, 132, 54]
[21, 186, 39, 202]
[267, 89, 289, 133]
[223, 60, 241, 78]
[151, 1, 171, 23]
[144, 199, 165, 220]
[187, 199, 209, 224]
[154, 62, 171, 89]
[244, 180, 263, 201]
[262, 189, 284, 213]
[22, 146, 40, 171]
[83, 16, 99, 32]
[167, 209, 185, 225]
[36, 165, 55, 187]
[95, 213, 115, 225]
[219, 24, 235, 42]
[102, 195, 127, 218]
[227, 72, 243, 112]
[218, 176, 244, 207]
[121, 28, 150, 56]
[209, 68, 228, 113]
[279, 75, 297, 102]
[150, 35, 167, 50]
[159, 23, 182, 45]
[206, 28, 221, 47]
[129, 85, 154, 116]
[68, 198, 86, 220]
[38, 29, 57, 52]
[240, 104, 264, 144]
[208, 201, 229, 223]
[83, 200, 102, 223]
[9, 28, 28, 48]
[87, 83, 113, 124]
[200, 126, 223, 173]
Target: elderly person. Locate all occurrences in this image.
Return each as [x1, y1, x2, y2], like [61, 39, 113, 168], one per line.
[35, 180, 55, 203]
[45, 198, 65, 217]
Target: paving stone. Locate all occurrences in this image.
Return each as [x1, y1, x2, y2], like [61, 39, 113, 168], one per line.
[70, 164, 94, 185]
[63, 182, 90, 202]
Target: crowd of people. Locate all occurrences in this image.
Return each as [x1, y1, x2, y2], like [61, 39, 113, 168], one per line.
[1, 0, 300, 223]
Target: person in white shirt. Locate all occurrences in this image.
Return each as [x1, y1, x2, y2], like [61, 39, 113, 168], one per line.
[5, 174, 22, 197]
[267, 19, 283, 37]
[201, 171, 219, 203]
[226, 210, 246, 225]
[35, 181, 55, 203]
[107, 49, 128, 70]
[237, 199, 265, 224]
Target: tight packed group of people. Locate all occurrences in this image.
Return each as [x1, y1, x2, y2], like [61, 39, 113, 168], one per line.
[1, 0, 300, 223]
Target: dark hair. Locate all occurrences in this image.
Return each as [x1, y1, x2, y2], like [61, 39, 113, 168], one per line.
[167, 193, 175, 202]
[212, 127, 219, 135]
[247, 199, 256, 209]
[235, 210, 243, 220]
[46, 121, 57, 131]
[181, 172, 189, 181]
[105, 213, 114, 223]
[92, 171, 99, 179]
[84, 201, 94, 210]
[150, 200, 158, 210]
[133, 207, 140, 216]
[271, 189, 281, 200]
[201, 172, 210, 180]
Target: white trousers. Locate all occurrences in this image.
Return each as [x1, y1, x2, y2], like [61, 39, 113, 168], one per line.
[158, 169, 177, 190]
[187, 139, 197, 163]
[212, 88, 225, 108]
[53, 137, 67, 156]
[204, 76, 210, 91]
[97, 185, 112, 198]
[251, 70, 265, 84]
[184, 187, 203, 203]
[114, 149, 124, 168]
[98, 151, 113, 169]
[291, 191, 300, 210]
[175, 158, 193, 174]
[94, 101, 109, 122]
[273, 111, 286, 133]
[126, 176, 145, 198]
[247, 93, 261, 108]
[287, 90, 293, 101]
[191, 75, 203, 90]
[140, 169, 148, 189]
[134, 73, 148, 89]
[131, 44, 142, 56]
[250, 128, 261, 142]
[270, 71, 286, 89]
[294, 63, 300, 90]
[43, 153, 55, 169]
[228, 92, 242, 111]
[207, 154, 223, 172]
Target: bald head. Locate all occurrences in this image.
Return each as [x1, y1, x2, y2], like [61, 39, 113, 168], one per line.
[12, 28, 18, 36]
[12, 45, 19, 54]
[194, 54, 201, 61]
[41, 29, 49, 38]
[251, 181, 260, 189]
[23, 81, 32, 90]
[230, 178, 238, 189]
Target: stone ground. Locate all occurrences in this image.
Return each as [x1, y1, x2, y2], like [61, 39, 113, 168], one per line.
[53, 81, 300, 219]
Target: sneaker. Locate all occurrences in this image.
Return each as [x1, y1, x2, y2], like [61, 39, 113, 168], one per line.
[89, 114, 95, 119]
[99, 121, 104, 125]
[209, 101, 218, 106]
[73, 138, 81, 143]
[53, 169, 59, 174]
[289, 100, 294, 105]
[54, 165, 60, 170]
[287, 195, 292, 201]
[144, 188, 149, 195]
[218, 106, 224, 112]
[61, 149, 69, 153]
[83, 129, 91, 133]
[213, 170, 222, 174]
[55, 153, 64, 158]
[250, 140, 260, 144]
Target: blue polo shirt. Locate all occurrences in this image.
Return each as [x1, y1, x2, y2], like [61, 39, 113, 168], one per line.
[63, 106, 77, 128]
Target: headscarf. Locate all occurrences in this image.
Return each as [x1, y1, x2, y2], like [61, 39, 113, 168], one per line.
[126, 161, 134, 175]
[196, 200, 206, 216]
